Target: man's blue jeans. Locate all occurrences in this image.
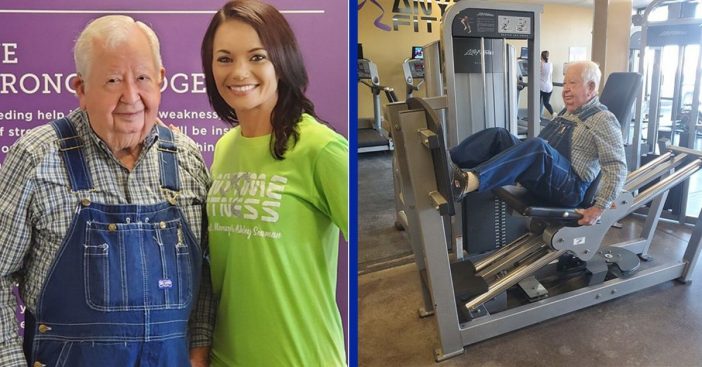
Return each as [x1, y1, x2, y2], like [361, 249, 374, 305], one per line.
[449, 127, 589, 207]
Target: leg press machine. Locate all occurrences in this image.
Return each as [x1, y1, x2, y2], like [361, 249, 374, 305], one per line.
[386, 96, 702, 362]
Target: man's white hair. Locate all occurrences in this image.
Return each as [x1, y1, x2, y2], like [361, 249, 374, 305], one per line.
[74, 15, 162, 77]
[569, 60, 602, 92]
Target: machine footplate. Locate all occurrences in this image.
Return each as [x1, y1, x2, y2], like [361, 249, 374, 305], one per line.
[518, 275, 548, 301]
[451, 260, 485, 302]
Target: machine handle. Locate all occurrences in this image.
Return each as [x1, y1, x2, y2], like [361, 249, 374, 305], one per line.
[522, 206, 583, 220]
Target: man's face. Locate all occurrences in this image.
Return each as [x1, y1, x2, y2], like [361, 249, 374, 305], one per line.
[562, 65, 597, 113]
[73, 26, 164, 151]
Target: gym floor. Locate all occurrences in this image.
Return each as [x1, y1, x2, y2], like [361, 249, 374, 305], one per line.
[358, 152, 410, 274]
[358, 151, 702, 367]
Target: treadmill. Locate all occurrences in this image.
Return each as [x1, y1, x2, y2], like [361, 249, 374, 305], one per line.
[358, 58, 395, 153]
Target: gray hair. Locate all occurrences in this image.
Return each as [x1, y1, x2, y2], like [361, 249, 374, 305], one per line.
[569, 60, 602, 92]
[74, 15, 162, 77]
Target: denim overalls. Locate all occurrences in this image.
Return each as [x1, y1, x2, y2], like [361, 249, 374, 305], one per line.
[539, 104, 606, 162]
[450, 104, 605, 207]
[25, 118, 201, 367]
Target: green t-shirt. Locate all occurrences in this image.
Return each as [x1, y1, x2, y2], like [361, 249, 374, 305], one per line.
[207, 114, 348, 367]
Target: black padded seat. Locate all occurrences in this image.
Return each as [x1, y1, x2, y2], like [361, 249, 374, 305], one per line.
[494, 185, 582, 219]
[599, 72, 643, 133]
[494, 173, 601, 221]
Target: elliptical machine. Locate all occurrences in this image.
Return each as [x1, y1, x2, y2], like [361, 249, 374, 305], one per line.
[402, 46, 426, 100]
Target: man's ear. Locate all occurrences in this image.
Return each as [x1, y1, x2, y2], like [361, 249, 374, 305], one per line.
[71, 75, 84, 95]
[588, 81, 597, 95]
[71, 75, 87, 109]
[159, 67, 166, 89]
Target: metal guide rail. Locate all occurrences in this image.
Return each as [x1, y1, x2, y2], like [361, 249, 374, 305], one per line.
[387, 96, 702, 362]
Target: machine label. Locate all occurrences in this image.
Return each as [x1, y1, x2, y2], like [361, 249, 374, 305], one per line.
[453, 38, 504, 74]
[497, 15, 531, 35]
[452, 8, 534, 39]
[573, 237, 586, 246]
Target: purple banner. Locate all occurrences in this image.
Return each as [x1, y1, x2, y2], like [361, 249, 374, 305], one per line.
[0, 0, 348, 351]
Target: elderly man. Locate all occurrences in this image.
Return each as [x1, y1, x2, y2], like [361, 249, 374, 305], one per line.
[451, 60, 627, 226]
[0, 15, 212, 366]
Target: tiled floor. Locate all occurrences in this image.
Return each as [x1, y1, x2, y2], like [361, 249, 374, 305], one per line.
[359, 216, 702, 366]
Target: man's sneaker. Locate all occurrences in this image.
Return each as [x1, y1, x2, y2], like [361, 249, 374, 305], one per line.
[451, 163, 470, 202]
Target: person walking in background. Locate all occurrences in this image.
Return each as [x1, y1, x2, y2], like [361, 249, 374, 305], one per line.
[541, 50, 554, 118]
[191, 1, 349, 366]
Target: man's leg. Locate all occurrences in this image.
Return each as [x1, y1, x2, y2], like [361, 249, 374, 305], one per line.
[449, 127, 521, 200]
[449, 127, 521, 168]
[471, 137, 587, 206]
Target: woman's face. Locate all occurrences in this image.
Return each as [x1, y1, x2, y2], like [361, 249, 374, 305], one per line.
[212, 20, 278, 117]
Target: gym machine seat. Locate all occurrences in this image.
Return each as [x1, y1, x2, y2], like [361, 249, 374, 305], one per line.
[599, 72, 643, 133]
[493, 174, 600, 220]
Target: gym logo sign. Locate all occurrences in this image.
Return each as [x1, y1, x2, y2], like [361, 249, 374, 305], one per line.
[359, 0, 459, 33]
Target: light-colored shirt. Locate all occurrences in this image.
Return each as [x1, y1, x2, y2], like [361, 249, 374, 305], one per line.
[540, 60, 553, 93]
[207, 114, 348, 366]
[561, 97, 627, 208]
[0, 109, 214, 367]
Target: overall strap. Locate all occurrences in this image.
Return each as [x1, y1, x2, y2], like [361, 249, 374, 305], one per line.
[553, 101, 607, 122]
[576, 102, 607, 122]
[156, 124, 181, 193]
[51, 118, 93, 191]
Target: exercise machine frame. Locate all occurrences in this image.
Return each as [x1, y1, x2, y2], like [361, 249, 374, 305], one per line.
[387, 95, 702, 362]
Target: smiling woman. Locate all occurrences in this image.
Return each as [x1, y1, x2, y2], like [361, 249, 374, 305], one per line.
[211, 19, 279, 136]
[195, 1, 349, 366]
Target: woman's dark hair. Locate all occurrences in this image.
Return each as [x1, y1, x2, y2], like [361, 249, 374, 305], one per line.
[202, 0, 318, 159]
[541, 50, 549, 63]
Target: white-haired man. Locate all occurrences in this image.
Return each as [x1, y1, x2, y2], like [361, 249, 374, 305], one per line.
[0, 15, 212, 366]
[451, 60, 627, 226]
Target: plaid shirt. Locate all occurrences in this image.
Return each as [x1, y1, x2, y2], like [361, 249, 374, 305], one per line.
[560, 96, 627, 208]
[0, 109, 214, 366]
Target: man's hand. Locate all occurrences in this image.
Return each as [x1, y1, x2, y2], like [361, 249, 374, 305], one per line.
[576, 206, 604, 226]
[190, 346, 210, 367]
